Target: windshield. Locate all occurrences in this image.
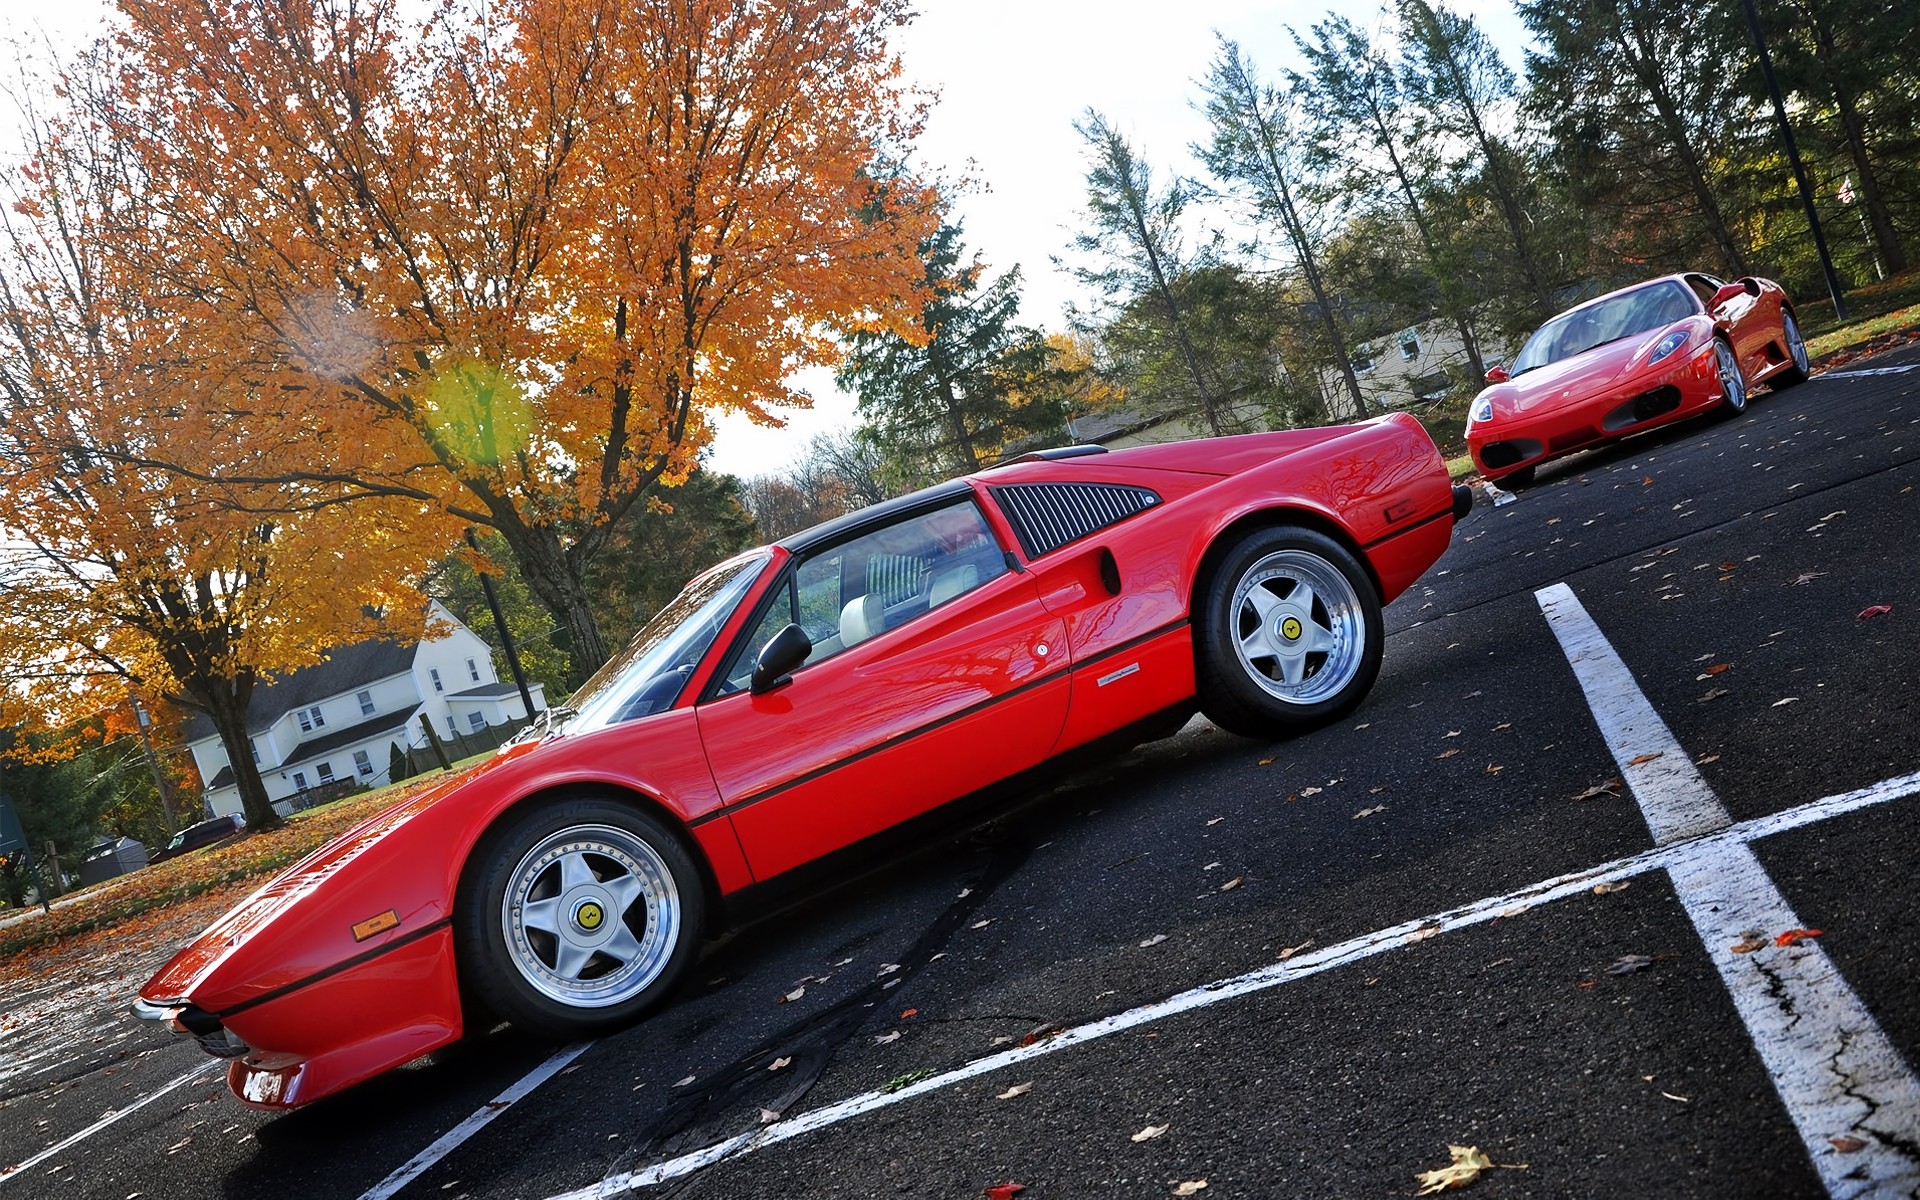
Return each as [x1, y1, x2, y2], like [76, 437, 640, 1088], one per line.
[1510, 280, 1698, 375]
[561, 552, 768, 735]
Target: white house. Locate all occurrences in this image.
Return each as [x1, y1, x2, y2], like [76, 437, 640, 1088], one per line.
[183, 603, 547, 818]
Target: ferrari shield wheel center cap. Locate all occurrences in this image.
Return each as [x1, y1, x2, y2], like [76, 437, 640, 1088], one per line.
[572, 899, 606, 933]
[1279, 615, 1304, 642]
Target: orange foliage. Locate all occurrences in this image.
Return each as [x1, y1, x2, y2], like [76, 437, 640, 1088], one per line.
[103, 0, 942, 670]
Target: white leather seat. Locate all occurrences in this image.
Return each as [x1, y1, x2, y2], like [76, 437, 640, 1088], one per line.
[928, 564, 978, 606]
[839, 593, 886, 646]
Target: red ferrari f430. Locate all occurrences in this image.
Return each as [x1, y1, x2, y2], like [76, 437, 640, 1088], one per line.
[1468, 273, 1809, 487]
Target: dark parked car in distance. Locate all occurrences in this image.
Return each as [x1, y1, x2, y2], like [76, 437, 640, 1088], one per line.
[151, 814, 248, 863]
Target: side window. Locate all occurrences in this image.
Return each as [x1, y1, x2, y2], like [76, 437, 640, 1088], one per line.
[719, 499, 1006, 692]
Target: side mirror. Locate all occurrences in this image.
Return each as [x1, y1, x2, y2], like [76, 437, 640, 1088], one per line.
[1485, 365, 1510, 383]
[1709, 279, 1759, 309]
[750, 623, 812, 695]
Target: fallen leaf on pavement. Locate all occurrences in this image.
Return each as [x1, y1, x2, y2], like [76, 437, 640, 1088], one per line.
[1858, 605, 1893, 620]
[1435, 748, 1460, 759]
[768, 1057, 791, 1071]
[1697, 664, 1732, 678]
[1698, 688, 1731, 703]
[1572, 779, 1622, 801]
[1731, 930, 1770, 954]
[900, 1008, 918, 1019]
[971, 919, 994, 929]
[1628, 752, 1664, 766]
[1416, 1145, 1496, 1195]
[1258, 756, 1275, 766]
[1353, 805, 1387, 819]
[1219, 876, 1243, 892]
[1791, 572, 1826, 585]
[1131, 1124, 1170, 1142]
[1593, 880, 1630, 895]
[1485, 763, 1504, 775]
[1606, 954, 1654, 975]
[1661, 1092, 1689, 1103]
[1776, 928, 1823, 946]
[982, 1183, 1026, 1200]
[1830, 1136, 1868, 1153]
[996, 1082, 1032, 1101]
[779, 986, 805, 1003]
[673, 1075, 696, 1088]
[1277, 938, 1313, 959]
[1773, 697, 1800, 707]
[1140, 934, 1168, 948]
[874, 1031, 900, 1044]
[1172, 1182, 1208, 1197]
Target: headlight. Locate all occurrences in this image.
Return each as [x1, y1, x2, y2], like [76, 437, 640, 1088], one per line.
[1471, 398, 1494, 424]
[1647, 329, 1689, 365]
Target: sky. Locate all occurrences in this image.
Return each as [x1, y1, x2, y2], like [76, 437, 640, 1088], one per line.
[3, 0, 1532, 478]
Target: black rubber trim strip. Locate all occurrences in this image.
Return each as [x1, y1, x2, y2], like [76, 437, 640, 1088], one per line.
[717, 617, 1191, 821]
[1360, 506, 1451, 551]
[213, 916, 454, 1020]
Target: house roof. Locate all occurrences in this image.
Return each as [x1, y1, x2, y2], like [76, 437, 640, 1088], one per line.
[284, 712, 417, 767]
[182, 636, 419, 743]
[449, 681, 523, 701]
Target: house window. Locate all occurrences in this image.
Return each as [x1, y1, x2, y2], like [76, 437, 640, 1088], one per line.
[316, 763, 335, 784]
[297, 709, 312, 732]
[1400, 333, 1420, 361]
[296, 704, 326, 732]
[467, 712, 486, 733]
[1352, 348, 1376, 374]
[356, 689, 375, 716]
[467, 657, 481, 682]
[353, 749, 374, 777]
[292, 770, 309, 791]
[430, 668, 444, 693]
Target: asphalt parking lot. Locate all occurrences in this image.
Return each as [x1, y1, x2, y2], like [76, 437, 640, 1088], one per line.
[4, 346, 1918, 1199]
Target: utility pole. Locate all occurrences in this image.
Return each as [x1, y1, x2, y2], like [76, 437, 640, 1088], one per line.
[132, 699, 179, 835]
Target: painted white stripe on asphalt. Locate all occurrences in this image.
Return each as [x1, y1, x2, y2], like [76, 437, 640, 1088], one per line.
[1537, 582, 1730, 843]
[1538, 582, 1920, 1198]
[0, 1060, 220, 1183]
[1826, 363, 1919, 378]
[541, 770, 1920, 1200]
[356, 1041, 594, 1200]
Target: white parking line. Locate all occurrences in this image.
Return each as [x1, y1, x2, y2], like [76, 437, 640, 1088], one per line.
[0, 1060, 220, 1183]
[1539, 582, 1920, 1198]
[540, 764, 1920, 1200]
[355, 1041, 593, 1200]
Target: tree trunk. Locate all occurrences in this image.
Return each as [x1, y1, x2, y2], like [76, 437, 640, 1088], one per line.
[187, 675, 281, 831]
[1802, 1, 1907, 274]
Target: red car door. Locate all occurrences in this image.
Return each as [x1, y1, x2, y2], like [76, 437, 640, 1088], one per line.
[695, 497, 1071, 882]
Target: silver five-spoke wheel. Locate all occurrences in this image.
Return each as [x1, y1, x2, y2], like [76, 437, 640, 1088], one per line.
[459, 798, 703, 1037]
[1196, 526, 1383, 738]
[503, 825, 680, 1008]
[1231, 549, 1366, 705]
[1715, 339, 1748, 413]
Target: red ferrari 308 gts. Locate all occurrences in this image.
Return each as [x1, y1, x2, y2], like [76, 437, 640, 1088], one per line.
[1467, 273, 1809, 487]
[138, 415, 1471, 1110]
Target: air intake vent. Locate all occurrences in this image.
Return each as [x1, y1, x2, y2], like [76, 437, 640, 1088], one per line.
[991, 483, 1161, 559]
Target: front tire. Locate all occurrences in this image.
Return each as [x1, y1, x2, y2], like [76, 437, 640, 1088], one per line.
[457, 797, 704, 1038]
[1713, 337, 1749, 416]
[1772, 311, 1810, 388]
[1194, 527, 1383, 739]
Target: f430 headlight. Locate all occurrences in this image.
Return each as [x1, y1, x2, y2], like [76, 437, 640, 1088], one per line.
[1648, 329, 1690, 365]
[1471, 398, 1494, 424]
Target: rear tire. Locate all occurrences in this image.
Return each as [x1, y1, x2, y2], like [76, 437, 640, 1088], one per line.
[1194, 527, 1383, 739]
[457, 797, 704, 1039]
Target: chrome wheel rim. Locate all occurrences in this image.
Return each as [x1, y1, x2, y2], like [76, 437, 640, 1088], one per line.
[501, 824, 680, 1008]
[1230, 549, 1365, 705]
[1716, 341, 1747, 411]
[1785, 313, 1809, 373]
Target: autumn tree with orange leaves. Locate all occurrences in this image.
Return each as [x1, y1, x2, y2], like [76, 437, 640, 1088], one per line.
[101, 0, 940, 682]
[0, 60, 450, 831]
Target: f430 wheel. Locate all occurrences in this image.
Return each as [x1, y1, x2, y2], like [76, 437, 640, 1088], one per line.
[457, 797, 703, 1038]
[1773, 311, 1810, 388]
[1194, 526, 1383, 738]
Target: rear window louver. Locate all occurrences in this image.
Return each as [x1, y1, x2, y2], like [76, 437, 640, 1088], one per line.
[991, 482, 1161, 559]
